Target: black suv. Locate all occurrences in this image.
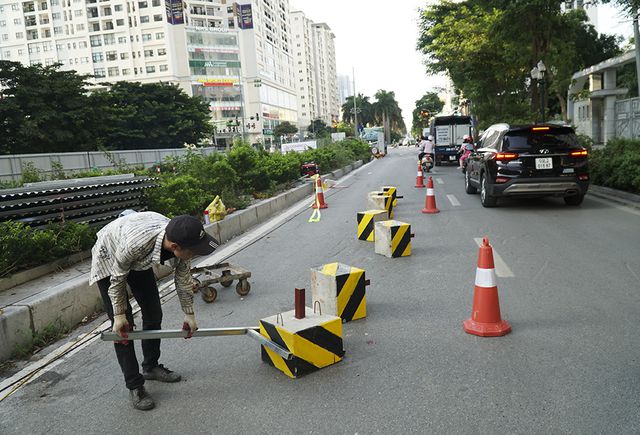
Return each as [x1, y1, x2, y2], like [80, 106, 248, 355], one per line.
[464, 123, 589, 207]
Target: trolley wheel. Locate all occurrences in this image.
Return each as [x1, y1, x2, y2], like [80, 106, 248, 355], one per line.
[191, 278, 201, 293]
[220, 278, 233, 288]
[201, 286, 218, 303]
[236, 279, 251, 296]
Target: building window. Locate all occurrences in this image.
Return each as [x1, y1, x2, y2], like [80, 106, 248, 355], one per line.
[74, 9, 82, 16]
[94, 68, 106, 78]
[145, 65, 155, 73]
[104, 34, 115, 45]
[0, 21, 5, 27]
[107, 67, 119, 77]
[92, 52, 104, 62]
[1, 34, 7, 41]
[142, 33, 151, 41]
[144, 49, 153, 57]
[152, 0, 161, 6]
[76, 24, 84, 31]
[103, 21, 114, 30]
[14, 18, 22, 25]
[79, 41, 87, 48]
[155, 32, 164, 39]
[139, 1, 148, 8]
[54, 26, 63, 35]
[118, 36, 126, 43]
[91, 23, 100, 32]
[153, 14, 162, 22]
[106, 50, 117, 61]
[114, 5, 122, 12]
[116, 19, 124, 26]
[157, 48, 166, 55]
[122, 68, 130, 75]
[159, 64, 168, 71]
[3, 50, 10, 58]
[120, 52, 128, 59]
[140, 16, 149, 23]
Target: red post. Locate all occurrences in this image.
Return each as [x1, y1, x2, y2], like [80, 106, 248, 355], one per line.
[295, 288, 305, 319]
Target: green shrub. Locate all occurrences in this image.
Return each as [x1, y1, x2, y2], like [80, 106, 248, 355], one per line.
[21, 161, 43, 184]
[145, 174, 210, 218]
[589, 138, 640, 194]
[0, 221, 95, 277]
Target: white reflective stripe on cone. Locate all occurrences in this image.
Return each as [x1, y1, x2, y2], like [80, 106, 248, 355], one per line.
[475, 267, 497, 287]
[418, 172, 423, 177]
[427, 188, 434, 195]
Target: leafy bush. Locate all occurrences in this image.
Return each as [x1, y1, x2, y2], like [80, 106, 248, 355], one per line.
[0, 221, 95, 277]
[589, 138, 640, 194]
[145, 174, 210, 217]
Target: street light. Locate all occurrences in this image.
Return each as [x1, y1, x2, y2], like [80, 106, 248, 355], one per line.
[530, 60, 547, 123]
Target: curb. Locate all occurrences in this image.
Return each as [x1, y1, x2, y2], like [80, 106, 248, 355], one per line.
[0, 159, 367, 362]
[587, 185, 640, 210]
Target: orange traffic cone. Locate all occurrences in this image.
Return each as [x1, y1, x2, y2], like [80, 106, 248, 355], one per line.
[415, 161, 425, 188]
[312, 175, 328, 209]
[463, 237, 511, 337]
[421, 176, 440, 214]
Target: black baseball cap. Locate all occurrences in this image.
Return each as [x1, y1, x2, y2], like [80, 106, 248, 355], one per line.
[165, 215, 219, 256]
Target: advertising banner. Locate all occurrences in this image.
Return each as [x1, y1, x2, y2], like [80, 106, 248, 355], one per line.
[238, 4, 254, 29]
[281, 140, 317, 154]
[165, 0, 184, 25]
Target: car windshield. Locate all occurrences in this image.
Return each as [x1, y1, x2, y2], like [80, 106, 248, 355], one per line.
[503, 130, 581, 151]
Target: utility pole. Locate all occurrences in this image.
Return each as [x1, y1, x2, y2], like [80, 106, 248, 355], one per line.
[634, 8, 640, 97]
[352, 67, 358, 139]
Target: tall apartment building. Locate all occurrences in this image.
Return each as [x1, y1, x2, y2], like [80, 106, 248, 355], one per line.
[290, 10, 338, 131]
[337, 73, 352, 106]
[234, 0, 297, 145]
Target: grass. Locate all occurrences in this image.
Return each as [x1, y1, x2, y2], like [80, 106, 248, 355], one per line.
[10, 320, 71, 360]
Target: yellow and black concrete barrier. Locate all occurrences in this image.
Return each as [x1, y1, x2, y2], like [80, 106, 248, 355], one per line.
[368, 191, 394, 218]
[381, 186, 402, 207]
[374, 220, 414, 258]
[310, 262, 370, 322]
[356, 209, 388, 241]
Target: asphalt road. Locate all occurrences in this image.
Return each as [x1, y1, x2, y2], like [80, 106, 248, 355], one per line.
[1, 147, 639, 434]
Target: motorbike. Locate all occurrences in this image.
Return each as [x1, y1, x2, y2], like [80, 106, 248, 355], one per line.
[420, 153, 434, 173]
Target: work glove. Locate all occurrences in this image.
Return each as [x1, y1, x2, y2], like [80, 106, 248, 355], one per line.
[112, 314, 130, 345]
[182, 313, 198, 339]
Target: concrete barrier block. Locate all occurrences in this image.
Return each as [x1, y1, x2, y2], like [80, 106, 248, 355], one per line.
[204, 221, 222, 244]
[217, 213, 242, 243]
[344, 164, 354, 174]
[254, 200, 274, 222]
[272, 192, 289, 213]
[238, 207, 259, 232]
[19, 277, 102, 333]
[331, 169, 344, 179]
[353, 160, 363, 169]
[0, 305, 32, 361]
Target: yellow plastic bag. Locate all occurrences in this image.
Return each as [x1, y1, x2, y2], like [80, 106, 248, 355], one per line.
[205, 195, 227, 222]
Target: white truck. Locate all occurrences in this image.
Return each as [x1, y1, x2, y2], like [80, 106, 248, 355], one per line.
[429, 115, 472, 166]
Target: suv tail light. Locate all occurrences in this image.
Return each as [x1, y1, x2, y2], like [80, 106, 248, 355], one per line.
[495, 176, 509, 183]
[494, 152, 519, 161]
[569, 150, 588, 157]
[578, 174, 589, 181]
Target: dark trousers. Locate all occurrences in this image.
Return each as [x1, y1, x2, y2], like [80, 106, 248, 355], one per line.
[97, 269, 163, 390]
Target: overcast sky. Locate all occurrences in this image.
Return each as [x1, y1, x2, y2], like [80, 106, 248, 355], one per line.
[290, 0, 634, 130]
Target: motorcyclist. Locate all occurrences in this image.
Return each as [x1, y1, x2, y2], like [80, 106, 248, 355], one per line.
[418, 135, 434, 163]
[459, 135, 474, 170]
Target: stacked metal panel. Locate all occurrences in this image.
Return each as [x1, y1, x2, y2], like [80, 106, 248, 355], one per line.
[0, 174, 157, 228]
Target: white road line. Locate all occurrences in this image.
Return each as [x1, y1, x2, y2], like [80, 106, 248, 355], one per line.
[446, 194, 460, 206]
[474, 238, 515, 278]
[435, 178, 444, 185]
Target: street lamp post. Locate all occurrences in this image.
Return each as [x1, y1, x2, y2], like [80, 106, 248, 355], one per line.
[530, 60, 547, 123]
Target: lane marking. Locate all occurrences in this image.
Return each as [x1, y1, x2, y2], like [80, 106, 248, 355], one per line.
[474, 238, 515, 278]
[446, 194, 460, 206]
[435, 178, 444, 185]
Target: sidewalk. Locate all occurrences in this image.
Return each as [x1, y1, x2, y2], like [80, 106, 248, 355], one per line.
[0, 160, 365, 361]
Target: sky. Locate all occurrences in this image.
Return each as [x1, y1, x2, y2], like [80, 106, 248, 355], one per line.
[290, 0, 634, 132]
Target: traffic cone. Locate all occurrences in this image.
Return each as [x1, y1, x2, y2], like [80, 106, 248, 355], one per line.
[415, 161, 425, 188]
[463, 237, 511, 337]
[421, 176, 440, 214]
[312, 175, 328, 209]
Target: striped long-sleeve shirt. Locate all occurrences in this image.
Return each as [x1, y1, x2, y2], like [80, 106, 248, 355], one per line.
[89, 211, 194, 316]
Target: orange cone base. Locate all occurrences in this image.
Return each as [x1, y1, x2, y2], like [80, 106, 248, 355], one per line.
[421, 207, 440, 214]
[415, 180, 425, 188]
[312, 203, 328, 209]
[463, 318, 512, 337]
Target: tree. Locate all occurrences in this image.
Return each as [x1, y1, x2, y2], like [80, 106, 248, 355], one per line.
[372, 90, 405, 144]
[341, 94, 375, 127]
[89, 81, 212, 150]
[412, 92, 444, 136]
[273, 121, 297, 140]
[307, 119, 331, 138]
[0, 61, 95, 154]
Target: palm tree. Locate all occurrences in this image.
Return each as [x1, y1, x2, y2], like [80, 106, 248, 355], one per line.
[373, 90, 404, 144]
[341, 94, 374, 127]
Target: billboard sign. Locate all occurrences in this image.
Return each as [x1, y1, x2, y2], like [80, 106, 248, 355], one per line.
[238, 4, 254, 29]
[165, 0, 184, 25]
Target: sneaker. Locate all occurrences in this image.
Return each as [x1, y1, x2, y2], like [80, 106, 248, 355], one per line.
[143, 364, 182, 383]
[129, 386, 155, 411]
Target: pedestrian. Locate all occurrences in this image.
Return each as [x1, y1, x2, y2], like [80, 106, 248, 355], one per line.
[89, 211, 219, 411]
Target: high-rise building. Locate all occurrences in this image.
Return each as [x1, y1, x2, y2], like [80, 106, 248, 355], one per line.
[337, 74, 353, 106]
[235, 0, 298, 145]
[290, 11, 338, 132]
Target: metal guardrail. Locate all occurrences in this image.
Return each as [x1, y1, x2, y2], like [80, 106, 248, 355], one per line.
[0, 174, 157, 228]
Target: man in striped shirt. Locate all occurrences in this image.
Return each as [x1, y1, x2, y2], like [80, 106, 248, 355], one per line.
[90, 211, 218, 410]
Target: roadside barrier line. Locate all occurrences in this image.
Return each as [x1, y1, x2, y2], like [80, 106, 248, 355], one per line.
[0, 161, 375, 399]
[474, 238, 515, 277]
[446, 194, 460, 206]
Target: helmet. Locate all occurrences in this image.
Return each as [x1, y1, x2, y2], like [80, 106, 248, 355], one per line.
[463, 134, 471, 142]
[428, 135, 434, 141]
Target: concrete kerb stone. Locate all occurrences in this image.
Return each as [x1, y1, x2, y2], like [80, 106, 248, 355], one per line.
[353, 160, 364, 169]
[0, 305, 32, 361]
[238, 206, 259, 233]
[588, 185, 640, 210]
[344, 164, 354, 173]
[216, 212, 242, 244]
[253, 200, 274, 222]
[17, 276, 102, 333]
[331, 168, 344, 179]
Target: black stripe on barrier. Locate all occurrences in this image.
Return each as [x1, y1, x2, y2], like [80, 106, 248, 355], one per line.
[296, 326, 345, 358]
[340, 273, 365, 322]
[336, 273, 348, 297]
[393, 225, 412, 258]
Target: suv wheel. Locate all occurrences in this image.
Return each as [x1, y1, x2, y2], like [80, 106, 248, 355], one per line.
[465, 170, 477, 194]
[480, 174, 497, 207]
[564, 193, 584, 206]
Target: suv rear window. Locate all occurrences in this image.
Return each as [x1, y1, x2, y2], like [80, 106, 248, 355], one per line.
[503, 128, 581, 151]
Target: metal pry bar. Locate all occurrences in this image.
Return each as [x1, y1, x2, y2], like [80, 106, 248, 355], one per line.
[100, 326, 293, 360]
